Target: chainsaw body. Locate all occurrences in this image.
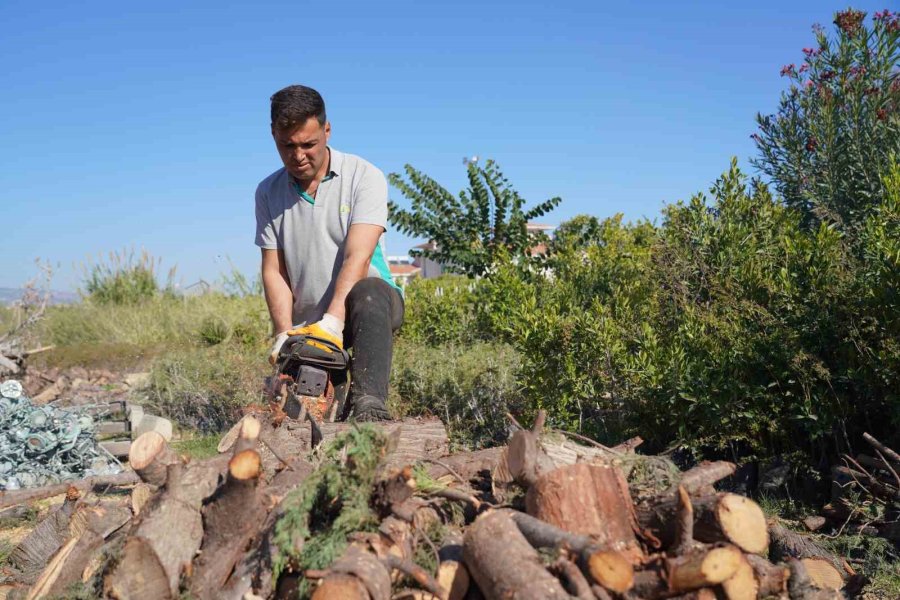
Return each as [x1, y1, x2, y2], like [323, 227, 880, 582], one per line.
[274, 334, 351, 423]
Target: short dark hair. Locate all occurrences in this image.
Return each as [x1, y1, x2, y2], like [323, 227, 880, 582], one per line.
[270, 85, 326, 130]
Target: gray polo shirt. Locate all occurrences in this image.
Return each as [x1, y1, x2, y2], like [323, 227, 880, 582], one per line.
[254, 147, 401, 326]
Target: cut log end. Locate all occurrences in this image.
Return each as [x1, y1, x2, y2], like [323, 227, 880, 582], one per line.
[240, 415, 261, 440]
[129, 431, 168, 470]
[721, 555, 758, 600]
[586, 550, 634, 593]
[672, 545, 743, 589]
[310, 573, 369, 600]
[716, 494, 768, 554]
[229, 450, 262, 481]
[801, 557, 844, 591]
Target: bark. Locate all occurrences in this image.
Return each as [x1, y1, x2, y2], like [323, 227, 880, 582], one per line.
[105, 463, 204, 600]
[424, 447, 505, 484]
[676, 461, 736, 495]
[767, 522, 847, 577]
[436, 531, 469, 600]
[462, 510, 571, 600]
[188, 419, 265, 599]
[506, 510, 634, 594]
[630, 545, 742, 598]
[550, 557, 594, 600]
[310, 545, 392, 600]
[0, 472, 139, 510]
[637, 493, 768, 555]
[524, 462, 642, 563]
[862, 432, 900, 466]
[9, 490, 81, 581]
[221, 416, 449, 470]
[505, 428, 557, 487]
[745, 554, 789, 598]
[129, 431, 181, 487]
[25, 531, 103, 600]
[219, 459, 316, 599]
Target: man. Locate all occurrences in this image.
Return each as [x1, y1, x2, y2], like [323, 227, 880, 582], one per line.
[255, 84, 403, 421]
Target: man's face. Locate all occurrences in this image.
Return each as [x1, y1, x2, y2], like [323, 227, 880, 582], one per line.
[272, 117, 331, 182]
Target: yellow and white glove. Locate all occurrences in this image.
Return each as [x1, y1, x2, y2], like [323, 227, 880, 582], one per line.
[287, 313, 345, 351]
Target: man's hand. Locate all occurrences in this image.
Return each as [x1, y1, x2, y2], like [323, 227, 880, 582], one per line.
[269, 330, 292, 365]
[287, 313, 345, 349]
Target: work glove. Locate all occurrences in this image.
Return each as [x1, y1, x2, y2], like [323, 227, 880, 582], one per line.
[287, 313, 345, 350]
[269, 330, 293, 366]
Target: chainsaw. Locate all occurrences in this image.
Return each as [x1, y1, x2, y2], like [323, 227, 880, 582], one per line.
[271, 334, 352, 438]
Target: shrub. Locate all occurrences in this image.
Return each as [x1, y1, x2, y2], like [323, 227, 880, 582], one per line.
[79, 248, 173, 305]
[390, 338, 524, 449]
[398, 275, 480, 346]
[142, 343, 268, 432]
[752, 9, 900, 231]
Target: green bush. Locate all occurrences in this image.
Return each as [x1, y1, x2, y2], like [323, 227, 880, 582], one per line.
[143, 342, 268, 432]
[398, 275, 480, 346]
[79, 248, 173, 305]
[753, 9, 900, 231]
[390, 338, 524, 449]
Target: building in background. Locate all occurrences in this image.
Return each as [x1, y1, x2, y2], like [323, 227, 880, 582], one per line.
[387, 255, 421, 288]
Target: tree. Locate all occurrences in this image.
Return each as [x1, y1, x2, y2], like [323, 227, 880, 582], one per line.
[752, 8, 900, 232]
[388, 160, 561, 277]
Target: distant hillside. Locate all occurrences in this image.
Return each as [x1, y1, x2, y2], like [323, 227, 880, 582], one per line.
[0, 287, 78, 306]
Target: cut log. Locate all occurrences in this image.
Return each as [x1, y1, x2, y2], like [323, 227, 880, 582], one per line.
[26, 530, 103, 600]
[9, 489, 81, 581]
[745, 554, 789, 598]
[676, 461, 736, 495]
[436, 531, 469, 600]
[463, 510, 571, 600]
[631, 545, 742, 598]
[719, 554, 757, 600]
[221, 416, 449, 469]
[506, 510, 634, 593]
[506, 428, 556, 487]
[0, 471, 139, 510]
[424, 447, 505, 484]
[862, 432, 900, 466]
[524, 462, 643, 562]
[105, 463, 204, 600]
[129, 431, 181, 487]
[787, 559, 842, 600]
[637, 493, 768, 555]
[130, 483, 153, 516]
[189, 441, 264, 597]
[310, 545, 392, 600]
[768, 522, 848, 577]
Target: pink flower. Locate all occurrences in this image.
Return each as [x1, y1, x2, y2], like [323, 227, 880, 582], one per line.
[799, 64, 809, 74]
[780, 64, 796, 77]
[835, 9, 865, 36]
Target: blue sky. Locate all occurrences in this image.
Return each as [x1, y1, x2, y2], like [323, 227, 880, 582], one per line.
[0, 1, 889, 291]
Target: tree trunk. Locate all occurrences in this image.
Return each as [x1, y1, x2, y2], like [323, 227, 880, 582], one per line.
[676, 461, 736, 495]
[524, 462, 642, 563]
[637, 493, 768, 555]
[0, 472, 139, 510]
[463, 510, 571, 600]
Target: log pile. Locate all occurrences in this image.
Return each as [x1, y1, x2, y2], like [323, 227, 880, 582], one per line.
[820, 433, 900, 545]
[0, 410, 858, 599]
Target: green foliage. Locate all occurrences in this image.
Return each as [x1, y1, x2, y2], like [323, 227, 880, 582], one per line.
[171, 434, 221, 459]
[197, 315, 231, 346]
[752, 9, 900, 231]
[390, 339, 525, 449]
[399, 275, 478, 345]
[273, 426, 385, 596]
[142, 343, 268, 432]
[79, 248, 175, 305]
[388, 159, 561, 277]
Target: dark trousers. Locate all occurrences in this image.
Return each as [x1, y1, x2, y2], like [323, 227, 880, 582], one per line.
[344, 278, 404, 403]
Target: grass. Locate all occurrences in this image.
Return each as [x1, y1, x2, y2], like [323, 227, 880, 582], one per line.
[172, 434, 222, 460]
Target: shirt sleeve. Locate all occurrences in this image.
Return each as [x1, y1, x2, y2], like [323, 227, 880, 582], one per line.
[349, 164, 388, 229]
[254, 183, 279, 249]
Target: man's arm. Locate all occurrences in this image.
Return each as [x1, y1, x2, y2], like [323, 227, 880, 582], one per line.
[325, 223, 384, 321]
[261, 248, 293, 334]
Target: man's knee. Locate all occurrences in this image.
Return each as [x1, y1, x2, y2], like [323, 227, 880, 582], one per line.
[346, 278, 393, 313]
